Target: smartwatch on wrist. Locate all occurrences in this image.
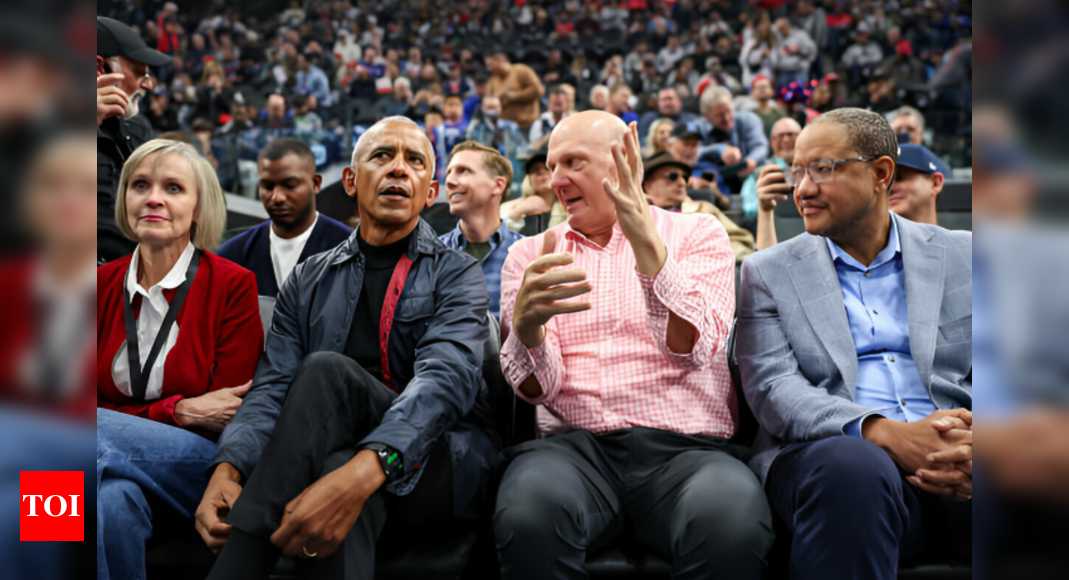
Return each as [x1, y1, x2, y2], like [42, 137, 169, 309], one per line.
[364, 443, 403, 479]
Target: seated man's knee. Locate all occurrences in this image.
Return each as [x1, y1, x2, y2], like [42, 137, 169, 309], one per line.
[803, 436, 901, 494]
[494, 455, 589, 546]
[291, 352, 364, 396]
[671, 460, 774, 562]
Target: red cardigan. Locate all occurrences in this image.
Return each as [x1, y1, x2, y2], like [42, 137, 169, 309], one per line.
[97, 251, 264, 433]
[0, 257, 95, 420]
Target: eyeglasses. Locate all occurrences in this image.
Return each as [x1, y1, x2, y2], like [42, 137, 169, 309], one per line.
[662, 171, 687, 183]
[785, 156, 875, 187]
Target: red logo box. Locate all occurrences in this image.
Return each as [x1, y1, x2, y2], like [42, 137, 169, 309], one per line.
[20, 471, 84, 541]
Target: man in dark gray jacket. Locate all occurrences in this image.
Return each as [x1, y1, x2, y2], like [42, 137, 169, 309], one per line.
[198, 117, 496, 580]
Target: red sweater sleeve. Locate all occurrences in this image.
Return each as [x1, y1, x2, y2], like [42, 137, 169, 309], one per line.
[98, 394, 185, 426]
[207, 266, 264, 392]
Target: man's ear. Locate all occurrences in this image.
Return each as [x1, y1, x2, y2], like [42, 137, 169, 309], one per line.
[931, 172, 945, 197]
[96, 55, 107, 77]
[875, 157, 896, 194]
[494, 176, 508, 199]
[342, 167, 357, 199]
[426, 181, 440, 207]
[312, 174, 323, 195]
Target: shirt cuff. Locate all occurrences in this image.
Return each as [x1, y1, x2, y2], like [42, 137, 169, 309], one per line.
[501, 329, 558, 404]
[844, 412, 883, 439]
[149, 394, 184, 428]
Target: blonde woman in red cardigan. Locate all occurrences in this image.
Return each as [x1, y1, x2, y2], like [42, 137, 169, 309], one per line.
[96, 139, 263, 580]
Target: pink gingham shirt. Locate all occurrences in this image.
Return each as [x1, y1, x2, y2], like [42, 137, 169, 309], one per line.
[500, 206, 739, 438]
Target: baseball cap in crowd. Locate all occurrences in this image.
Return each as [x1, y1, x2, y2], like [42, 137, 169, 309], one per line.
[642, 152, 692, 184]
[896, 40, 913, 56]
[97, 16, 171, 66]
[896, 144, 952, 178]
[525, 143, 549, 174]
[823, 72, 841, 85]
[671, 121, 702, 140]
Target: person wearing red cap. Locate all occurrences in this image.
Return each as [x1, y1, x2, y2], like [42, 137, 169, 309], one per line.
[879, 39, 927, 91]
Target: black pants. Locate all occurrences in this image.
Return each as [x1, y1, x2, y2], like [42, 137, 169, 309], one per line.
[207, 352, 454, 580]
[494, 428, 774, 580]
[765, 437, 972, 580]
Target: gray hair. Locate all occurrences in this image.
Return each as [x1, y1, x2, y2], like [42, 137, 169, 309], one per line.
[393, 76, 411, 91]
[808, 108, 899, 162]
[699, 85, 733, 113]
[350, 116, 436, 179]
[888, 105, 926, 131]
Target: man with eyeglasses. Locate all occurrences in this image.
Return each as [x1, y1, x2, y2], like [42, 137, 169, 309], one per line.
[642, 151, 754, 261]
[735, 108, 972, 580]
[97, 16, 172, 263]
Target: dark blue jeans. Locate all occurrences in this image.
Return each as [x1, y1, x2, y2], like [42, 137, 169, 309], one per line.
[766, 436, 971, 580]
[96, 408, 218, 580]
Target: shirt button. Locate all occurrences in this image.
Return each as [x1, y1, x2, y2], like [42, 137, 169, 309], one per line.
[887, 355, 895, 362]
[864, 271, 871, 277]
[900, 399, 907, 406]
[873, 309, 879, 315]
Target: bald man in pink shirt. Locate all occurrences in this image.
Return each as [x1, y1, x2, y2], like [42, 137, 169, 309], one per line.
[494, 112, 773, 579]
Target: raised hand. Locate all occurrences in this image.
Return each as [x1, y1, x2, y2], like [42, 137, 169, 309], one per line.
[602, 121, 667, 276]
[97, 73, 129, 126]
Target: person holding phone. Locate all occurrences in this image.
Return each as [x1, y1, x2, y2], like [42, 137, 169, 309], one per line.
[97, 17, 172, 264]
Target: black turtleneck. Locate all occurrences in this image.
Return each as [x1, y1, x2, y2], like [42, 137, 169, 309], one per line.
[343, 230, 415, 381]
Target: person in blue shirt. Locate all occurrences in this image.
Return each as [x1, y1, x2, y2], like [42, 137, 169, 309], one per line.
[216, 138, 352, 298]
[606, 82, 639, 126]
[432, 95, 469, 183]
[735, 108, 972, 580]
[296, 52, 332, 108]
[439, 140, 523, 319]
[462, 72, 489, 125]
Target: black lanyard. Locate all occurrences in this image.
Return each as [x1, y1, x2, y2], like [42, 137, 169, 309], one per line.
[122, 250, 200, 401]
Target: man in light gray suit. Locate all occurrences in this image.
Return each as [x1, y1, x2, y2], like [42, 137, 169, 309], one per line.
[736, 108, 972, 580]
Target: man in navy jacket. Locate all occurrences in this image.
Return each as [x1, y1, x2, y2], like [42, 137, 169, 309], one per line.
[216, 138, 351, 298]
[199, 118, 495, 580]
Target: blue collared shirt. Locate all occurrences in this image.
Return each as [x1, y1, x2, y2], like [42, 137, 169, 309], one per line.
[824, 214, 938, 437]
[440, 220, 524, 320]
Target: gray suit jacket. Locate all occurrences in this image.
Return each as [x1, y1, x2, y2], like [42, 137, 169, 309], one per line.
[736, 215, 973, 484]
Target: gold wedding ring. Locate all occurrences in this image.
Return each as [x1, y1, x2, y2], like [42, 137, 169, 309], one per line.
[302, 547, 318, 558]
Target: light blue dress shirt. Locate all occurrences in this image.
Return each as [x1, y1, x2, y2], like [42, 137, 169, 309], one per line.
[440, 220, 524, 320]
[824, 214, 938, 437]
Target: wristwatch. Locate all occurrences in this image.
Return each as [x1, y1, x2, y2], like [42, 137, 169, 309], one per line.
[364, 443, 403, 480]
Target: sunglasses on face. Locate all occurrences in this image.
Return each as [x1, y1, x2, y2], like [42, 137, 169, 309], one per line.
[661, 171, 687, 183]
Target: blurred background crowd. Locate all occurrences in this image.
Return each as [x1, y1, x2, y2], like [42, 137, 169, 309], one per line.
[97, 0, 972, 210]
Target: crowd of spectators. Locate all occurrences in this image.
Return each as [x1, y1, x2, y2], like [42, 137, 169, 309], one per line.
[104, 0, 971, 200]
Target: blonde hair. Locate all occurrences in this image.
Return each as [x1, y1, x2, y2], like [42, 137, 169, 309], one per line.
[115, 139, 227, 250]
[643, 118, 675, 157]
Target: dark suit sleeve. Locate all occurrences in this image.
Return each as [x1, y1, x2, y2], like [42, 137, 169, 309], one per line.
[359, 255, 489, 477]
[736, 258, 872, 443]
[212, 262, 308, 479]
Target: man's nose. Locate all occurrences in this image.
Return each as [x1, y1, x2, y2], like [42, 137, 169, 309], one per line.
[140, 75, 154, 92]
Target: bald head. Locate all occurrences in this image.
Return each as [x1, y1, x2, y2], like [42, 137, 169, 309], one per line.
[552, 110, 629, 148]
[770, 117, 802, 164]
[546, 111, 631, 238]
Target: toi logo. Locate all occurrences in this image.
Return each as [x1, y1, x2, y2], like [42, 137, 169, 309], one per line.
[20, 471, 84, 541]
